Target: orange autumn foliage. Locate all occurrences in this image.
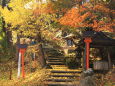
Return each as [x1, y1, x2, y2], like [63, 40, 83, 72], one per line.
[59, 7, 92, 28]
[33, 3, 55, 16]
[59, 3, 114, 32]
[45, 3, 55, 14]
[93, 4, 110, 13]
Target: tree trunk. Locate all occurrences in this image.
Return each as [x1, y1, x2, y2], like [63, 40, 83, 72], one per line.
[7, 30, 12, 46]
[9, 66, 12, 80]
[2, 19, 13, 47]
[108, 48, 112, 70]
[16, 35, 20, 61]
[38, 44, 46, 67]
[37, 33, 46, 67]
[2, 18, 8, 48]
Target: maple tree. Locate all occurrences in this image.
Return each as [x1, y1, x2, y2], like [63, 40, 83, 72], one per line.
[59, 2, 115, 32]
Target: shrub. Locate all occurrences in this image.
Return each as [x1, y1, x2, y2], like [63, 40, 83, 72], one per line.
[64, 57, 79, 69]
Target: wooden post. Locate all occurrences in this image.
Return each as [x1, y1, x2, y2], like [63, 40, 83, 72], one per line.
[108, 48, 112, 70]
[84, 37, 92, 70]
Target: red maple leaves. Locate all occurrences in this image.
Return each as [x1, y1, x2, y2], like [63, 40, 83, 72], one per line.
[59, 3, 114, 32]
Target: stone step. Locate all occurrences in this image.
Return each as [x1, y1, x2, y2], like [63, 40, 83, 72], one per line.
[52, 67, 68, 69]
[47, 53, 63, 55]
[51, 65, 66, 67]
[45, 82, 78, 86]
[50, 74, 80, 77]
[47, 58, 64, 61]
[48, 55, 64, 58]
[47, 62, 64, 65]
[47, 59, 64, 61]
[47, 60, 64, 62]
[51, 70, 82, 73]
[48, 56, 64, 58]
[47, 78, 76, 82]
[51, 65, 68, 69]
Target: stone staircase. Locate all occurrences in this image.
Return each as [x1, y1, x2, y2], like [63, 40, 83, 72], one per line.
[44, 48, 82, 86]
[47, 56, 64, 65]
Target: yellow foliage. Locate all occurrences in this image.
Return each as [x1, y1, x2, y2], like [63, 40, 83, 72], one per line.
[0, 0, 68, 47]
[0, 0, 32, 28]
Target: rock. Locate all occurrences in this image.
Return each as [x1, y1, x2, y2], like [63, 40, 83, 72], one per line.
[79, 68, 96, 86]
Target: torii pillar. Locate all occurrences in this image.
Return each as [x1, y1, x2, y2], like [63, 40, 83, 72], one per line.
[20, 48, 26, 78]
[84, 37, 92, 69]
[17, 44, 27, 79]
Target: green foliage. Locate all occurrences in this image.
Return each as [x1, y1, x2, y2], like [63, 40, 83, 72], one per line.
[0, 0, 10, 6]
[0, 17, 13, 61]
[0, 16, 7, 49]
[0, 16, 3, 31]
[0, 46, 16, 62]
